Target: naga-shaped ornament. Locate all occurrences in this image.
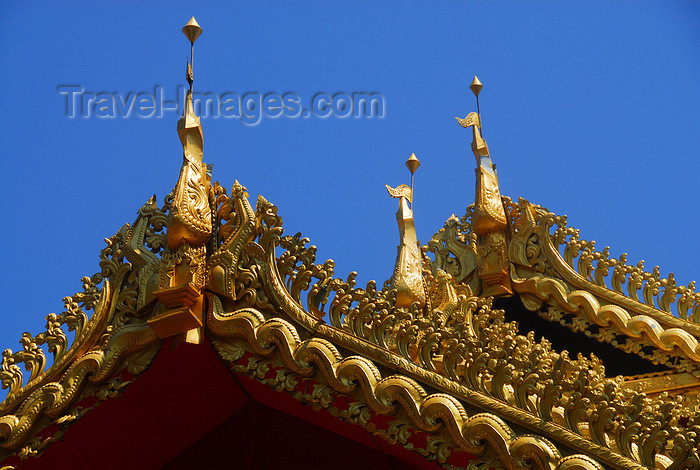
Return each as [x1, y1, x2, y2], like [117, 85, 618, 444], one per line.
[387, 154, 426, 308]
[456, 77, 512, 297]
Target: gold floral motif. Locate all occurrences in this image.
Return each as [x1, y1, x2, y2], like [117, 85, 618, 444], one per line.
[169, 89, 211, 251]
[168, 159, 211, 247]
[426, 212, 480, 295]
[157, 244, 207, 291]
[207, 180, 257, 299]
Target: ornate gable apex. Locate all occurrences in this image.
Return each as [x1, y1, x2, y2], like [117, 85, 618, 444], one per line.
[444, 81, 700, 378]
[2, 24, 700, 470]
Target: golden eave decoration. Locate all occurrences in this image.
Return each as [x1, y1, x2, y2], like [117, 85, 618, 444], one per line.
[2, 28, 700, 470]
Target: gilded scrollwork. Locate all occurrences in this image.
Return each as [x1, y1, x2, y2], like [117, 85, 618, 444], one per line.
[0, 196, 169, 460]
[4, 175, 699, 469]
[527, 199, 700, 325]
[425, 212, 480, 295]
[506, 198, 700, 371]
[207, 302, 610, 470]
[4, 113, 700, 470]
[473, 166, 507, 235]
[203, 186, 700, 469]
[207, 180, 257, 299]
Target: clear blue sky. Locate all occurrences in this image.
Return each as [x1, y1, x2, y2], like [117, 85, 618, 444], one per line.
[1, 2, 698, 389]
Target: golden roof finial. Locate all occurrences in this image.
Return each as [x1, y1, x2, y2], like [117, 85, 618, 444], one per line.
[470, 76, 483, 138]
[469, 76, 483, 97]
[183, 17, 203, 44]
[457, 76, 512, 297]
[177, 16, 204, 153]
[455, 76, 488, 159]
[405, 153, 420, 207]
[405, 153, 420, 174]
[183, 17, 203, 92]
[149, 18, 212, 343]
[171, 17, 209, 251]
[386, 154, 426, 308]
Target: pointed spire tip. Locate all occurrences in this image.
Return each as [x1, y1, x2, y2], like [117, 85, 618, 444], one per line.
[470, 76, 483, 97]
[183, 17, 203, 44]
[406, 153, 420, 174]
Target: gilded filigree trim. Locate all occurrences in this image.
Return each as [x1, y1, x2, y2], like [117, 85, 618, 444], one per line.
[4, 174, 700, 470]
[508, 197, 699, 326]
[207, 304, 604, 470]
[506, 197, 700, 371]
[0, 198, 168, 459]
[216, 340, 467, 466]
[214, 192, 699, 469]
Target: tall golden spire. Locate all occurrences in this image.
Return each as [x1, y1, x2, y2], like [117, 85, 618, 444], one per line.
[386, 154, 426, 308]
[171, 17, 209, 251]
[177, 17, 204, 165]
[149, 18, 212, 343]
[456, 77, 512, 297]
[183, 17, 202, 91]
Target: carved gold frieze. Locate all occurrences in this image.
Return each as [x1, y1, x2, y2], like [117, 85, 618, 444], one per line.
[506, 197, 700, 371]
[0, 196, 167, 461]
[207, 303, 605, 470]
[621, 370, 700, 395]
[200, 188, 700, 469]
[476, 231, 511, 297]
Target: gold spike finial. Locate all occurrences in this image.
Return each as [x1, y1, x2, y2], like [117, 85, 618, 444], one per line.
[173, 16, 207, 249]
[183, 17, 202, 92]
[470, 76, 483, 97]
[182, 17, 203, 44]
[405, 153, 420, 174]
[461, 75, 485, 147]
[405, 153, 420, 207]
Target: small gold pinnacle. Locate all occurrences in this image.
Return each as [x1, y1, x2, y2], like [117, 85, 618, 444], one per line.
[470, 76, 483, 97]
[183, 17, 203, 44]
[405, 153, 420, 174]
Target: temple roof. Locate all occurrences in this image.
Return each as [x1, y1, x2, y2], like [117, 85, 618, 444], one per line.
[2, 17, 699, 470]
